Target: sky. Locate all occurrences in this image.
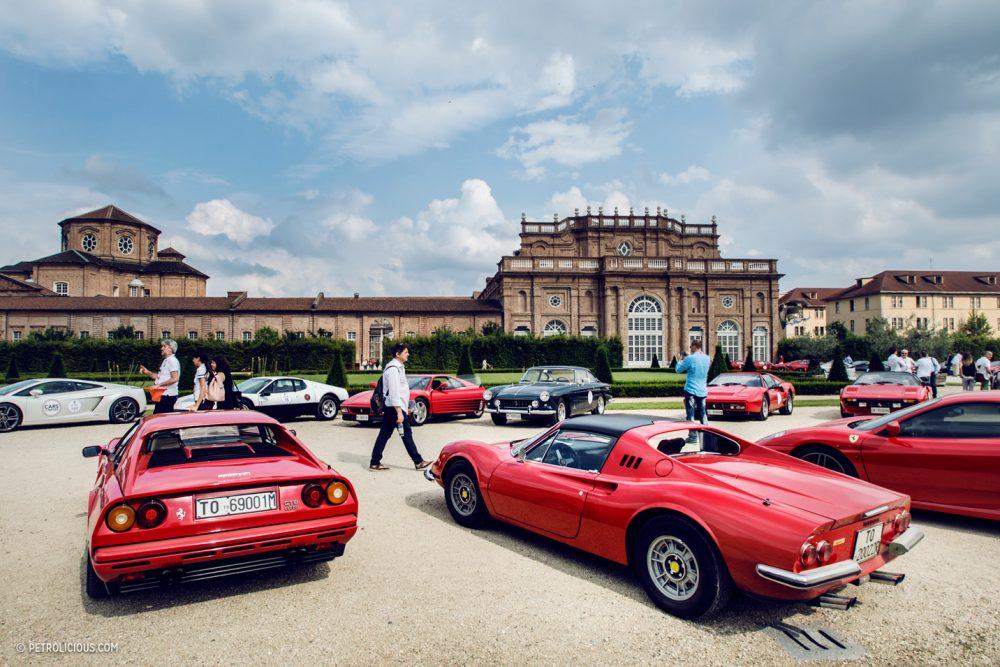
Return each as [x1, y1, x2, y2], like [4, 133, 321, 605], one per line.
[0, 1, 997, 298]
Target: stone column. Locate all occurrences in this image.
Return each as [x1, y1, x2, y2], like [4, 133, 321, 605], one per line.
[678, 286, 688, 354]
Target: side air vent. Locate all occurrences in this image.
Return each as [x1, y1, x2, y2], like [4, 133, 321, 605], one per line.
[618, 455, 643, 469]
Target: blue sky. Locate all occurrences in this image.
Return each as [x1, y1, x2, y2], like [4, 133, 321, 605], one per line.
[0, 1, 997, 297]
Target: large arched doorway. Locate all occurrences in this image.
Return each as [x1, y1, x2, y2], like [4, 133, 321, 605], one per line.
[368, 319, 394, 365]
[716, 320, 740, 362]
[627, 295, 663, 367]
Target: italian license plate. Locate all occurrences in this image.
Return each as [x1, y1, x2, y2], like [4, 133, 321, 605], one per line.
[871, 407, 890, 414]
[357, 413, 369, 422]
[195, 490, 277, 519]
[852, 523, 884, 562]
[707, 409, 724, 416]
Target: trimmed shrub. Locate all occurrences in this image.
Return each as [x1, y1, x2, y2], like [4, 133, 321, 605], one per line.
[326, 347, 348, 388]
[650, 353, 660, 368]
[5, 355, 19, 382]
[456, 343, 474, 377]
[708, 345, 728, 382]
[668, 356, 677, 371]
[48, 352, 66, 378]
[827, 347, 850, 382]
[594, 346, 614, 384]
[741, 345, 755, 372]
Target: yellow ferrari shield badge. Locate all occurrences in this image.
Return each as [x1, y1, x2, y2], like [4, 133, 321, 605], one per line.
[849, 434, 860, 444]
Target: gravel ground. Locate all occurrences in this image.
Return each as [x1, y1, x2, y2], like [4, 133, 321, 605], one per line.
[0, 406, 996, 665]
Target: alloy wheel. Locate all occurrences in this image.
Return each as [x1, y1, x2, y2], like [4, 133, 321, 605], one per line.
[557, 400, 567, 421]
[594, 396, 606, 414]
[413, 401, 428, 425]
[0, 404, 19, 432]
[321, 398, 338, 419]
[646, 535, 700, 601]
[449, 473, 478, 516]
[112, 399, 137, 422]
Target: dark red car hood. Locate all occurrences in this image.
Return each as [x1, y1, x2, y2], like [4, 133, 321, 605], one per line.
[343, 390, 374, 407]
[127, 458, 329, 498]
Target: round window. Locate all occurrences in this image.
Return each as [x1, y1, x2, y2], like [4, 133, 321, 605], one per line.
[617, 241, 633, 256]
[147, 239, 155, 259]
[81, 234, 97, 252]
[118, 236, 134, 255]
[721, 295, 735, 309]
[548, 295, 563, 308]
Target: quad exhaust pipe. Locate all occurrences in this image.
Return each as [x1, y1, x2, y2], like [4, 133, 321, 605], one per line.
[811, 592, 857, 610]
[869, 570, 905, 585]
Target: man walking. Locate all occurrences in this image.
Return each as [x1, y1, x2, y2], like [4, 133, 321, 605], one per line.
[369, 342, 432, 471]
[975, 350, 994, 390]
[676, 340, 710, 424]
[139, 339, 180, 413]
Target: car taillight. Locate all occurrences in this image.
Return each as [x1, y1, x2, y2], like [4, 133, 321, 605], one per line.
[326, 481, 349, 505]
[302, 483, 325, 508]
[136, 500, 167, 529]
[893, 511, 910, 534]
[800, 542, 818, 568]
[106, 504, 135, 532]
[815, 540, 833, 563]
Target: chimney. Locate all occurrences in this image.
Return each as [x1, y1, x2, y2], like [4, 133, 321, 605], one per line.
[353, 292, 360, 299]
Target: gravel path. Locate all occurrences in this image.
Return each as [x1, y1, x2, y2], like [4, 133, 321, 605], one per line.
[0, 407, 996, 665]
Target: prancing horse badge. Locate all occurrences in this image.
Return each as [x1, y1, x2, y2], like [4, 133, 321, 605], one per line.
[848, 434, 860, 444]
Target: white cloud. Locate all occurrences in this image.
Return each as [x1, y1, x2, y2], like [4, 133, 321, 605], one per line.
[320, 189, 377, 241]
[186, 199, 274, 245]
[498, 108, 631, 178]
[660, 165, 712, 186]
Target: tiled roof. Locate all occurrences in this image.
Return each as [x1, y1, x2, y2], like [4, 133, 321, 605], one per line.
[58, 205, 161, 234]
[826, 270, 1000, 300]
[0, 273, 56, 295]
[779, 287, 842, 307]
[0, 249, 207, 278]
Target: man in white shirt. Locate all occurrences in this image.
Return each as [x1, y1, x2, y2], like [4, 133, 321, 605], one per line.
[900, 349, 916, 374]
[915, 351, 938, 398]
[975, 351, 994, 390]
[886, 347, 904, 372]
[139, 339, 180, 413]
[951, 351, 963, 377]
[369, 342, 431, 471]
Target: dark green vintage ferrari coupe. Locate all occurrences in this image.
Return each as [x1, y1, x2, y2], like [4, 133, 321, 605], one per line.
[484, 366, 612, 425]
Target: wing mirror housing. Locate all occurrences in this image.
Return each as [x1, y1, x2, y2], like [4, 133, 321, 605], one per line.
[29, 389, 43, 397]
[81, 445, 106, 458]
[883, 421, 901, 437]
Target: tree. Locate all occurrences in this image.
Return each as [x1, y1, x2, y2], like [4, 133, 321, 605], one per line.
[827, 347, 850, 382]
[650, 353, 660, 368]
[741, 345, 756, 371]
[254, 327, 280, 343]
[960, 311, 992, 336]
[480, 321, 502, 336]
[456, 343, 474, 377]
[668, 355, 677, 371]
[708, 345, 729, 382]
[593, 346, 614, 384]
[324, 347, 348, 387]
[868, 352, 885, 372]
[47, 352, 67, 378]
[828, 321, 849, 342]
[5, 355, 20, 382]
[107, 324, 136, 340]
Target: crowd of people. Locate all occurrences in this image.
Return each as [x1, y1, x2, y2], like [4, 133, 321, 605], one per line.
[885, 347, 996, 394]
[139, 339, 240, 414]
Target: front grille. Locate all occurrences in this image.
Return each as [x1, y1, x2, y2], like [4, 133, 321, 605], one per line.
[708, 402, 746, 410]
[499, 399, 533, 409]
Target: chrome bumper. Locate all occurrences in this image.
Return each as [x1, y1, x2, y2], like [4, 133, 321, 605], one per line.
[487, 406, 556, 415]
[887, 526, 924, 556]
[756, 560, 863, 589]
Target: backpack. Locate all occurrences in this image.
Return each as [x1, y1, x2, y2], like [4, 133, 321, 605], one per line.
[370, 376, 386, 415]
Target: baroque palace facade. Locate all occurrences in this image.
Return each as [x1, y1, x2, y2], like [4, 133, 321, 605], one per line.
[0, 205, 781, 367]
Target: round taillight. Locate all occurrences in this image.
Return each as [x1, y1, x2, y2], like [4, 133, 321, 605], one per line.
[816, 540, 833, 563]
[326, 481, 349, 505]
[800, 542, 818, 568]
[106, 504, 135, 532]
[136, 500, 167, 529]
[302, 483, 325, 508]
[893, 511, 910, 534]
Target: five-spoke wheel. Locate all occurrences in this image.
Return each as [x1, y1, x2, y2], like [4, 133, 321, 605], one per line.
[109, 398, 139, 424]
[0, 403, 22, 433]
[316, 395, 340, 421]
[411, 398, 429, 426]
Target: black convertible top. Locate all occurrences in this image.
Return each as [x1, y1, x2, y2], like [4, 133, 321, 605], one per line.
[561, 414, 679, 436]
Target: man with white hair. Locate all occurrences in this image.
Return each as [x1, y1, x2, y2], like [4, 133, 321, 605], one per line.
[139, 339, 181, 413]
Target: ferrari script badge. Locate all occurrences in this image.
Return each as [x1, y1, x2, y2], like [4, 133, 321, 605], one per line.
[848, 434, 860, 444]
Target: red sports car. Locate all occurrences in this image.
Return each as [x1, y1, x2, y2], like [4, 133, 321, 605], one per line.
[82, 410, 358, 598]
[758, 392, 1000, 521]
[729, 359, 767, 370]
[840, 371, 931, 417]
[425, 414, 923, 619]
[705, 372, 795, 420]
[341, 374, 484, 426]
[769, 359, 810, 372]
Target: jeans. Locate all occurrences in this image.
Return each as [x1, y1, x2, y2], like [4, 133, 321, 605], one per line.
[370, 408, 424, 466]
[684, 392, 706, 424]
[153, 395, 177, 413]
[962, 377, 976, 391]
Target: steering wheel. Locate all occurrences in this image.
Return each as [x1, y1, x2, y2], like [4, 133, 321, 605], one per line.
[547, 442, 577, 468]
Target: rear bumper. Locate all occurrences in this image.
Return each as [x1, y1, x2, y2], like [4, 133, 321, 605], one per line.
[755, 526, 924, 590]
[91, 514, 357, 584]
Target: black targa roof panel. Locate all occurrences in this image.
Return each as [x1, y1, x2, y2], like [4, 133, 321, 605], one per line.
[561, 414, 680, 437]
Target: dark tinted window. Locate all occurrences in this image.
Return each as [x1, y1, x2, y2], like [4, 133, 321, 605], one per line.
[21, 381, 77, 395]
[292, 379, 306, 392]
[899, 403, 1000, 439]
[146, 424, 292, 467]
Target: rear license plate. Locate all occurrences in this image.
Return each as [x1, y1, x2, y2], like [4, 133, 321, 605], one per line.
[871, 407, 890, 414]
[852, 523, 884, 562]
[357, 414, 369, 422]
[707, 409, 724, 416]
[195, 490, 278, 519]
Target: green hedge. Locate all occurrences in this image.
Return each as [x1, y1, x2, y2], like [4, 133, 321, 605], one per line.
[384, 331, 624, 370]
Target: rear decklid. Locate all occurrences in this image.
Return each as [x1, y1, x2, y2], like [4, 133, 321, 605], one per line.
[128, 458, 329, 498]
[843, 384, 923, 400]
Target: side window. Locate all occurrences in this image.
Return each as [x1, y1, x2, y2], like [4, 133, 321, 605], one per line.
[430, 377, 448, 390]
[900, 403, 1000, 439]
[73, 381, 101, 391]
[763, 375, 778, 389]
[540, 430, 617, 472]
[271, 380, 294, 394]
[447, 378, 465, 390]
[112, 421, 141, 468]
[292, 379, 306, 392]
[27, 381, 76, 395]
[525, 433, 557, 462]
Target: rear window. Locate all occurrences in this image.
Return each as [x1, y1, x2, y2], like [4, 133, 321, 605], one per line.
[145, 424, 293, 468]
[647, 428, 741, 457]
[854, 372, 920, 386]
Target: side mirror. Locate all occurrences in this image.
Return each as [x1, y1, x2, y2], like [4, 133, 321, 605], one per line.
[289, 429, 297, 436]
[884, 421, 901, 437]
[29, 389, 43, 397]
[81, 445, 105, 458]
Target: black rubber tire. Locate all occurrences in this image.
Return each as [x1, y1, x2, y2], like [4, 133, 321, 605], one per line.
[109, 397, 139, 424]
[591, 395, 606, 415]
[411, 398, 430, 426]
[241, 398, 255, 411]
[840, 409, 850, 418]
[315, 395, 340, 421]
[630, 516, 732, 619]
[443, 461, 490, 528]
[490, 412, 508, 425]
[755, 397, 769, 421]
[794, 444, 859, 477]
[0, 403, 22, 433]
[85, 549, 109, 599]
[779, 394, 794, 415]
[550, 399, 569, 425]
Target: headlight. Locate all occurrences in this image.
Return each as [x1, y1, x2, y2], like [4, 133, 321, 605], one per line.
[483, 390, 493, 401]
[531, 400, 539, 408]
[539, 391, 550, 402]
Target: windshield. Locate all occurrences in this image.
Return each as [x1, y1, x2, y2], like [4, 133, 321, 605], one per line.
[0, 379, 37, 396]
[853, 398, 943, 431]
[853, 372, 920, 386]
[238, 378, 272, 394]
[521, 368, 575, 383]
[408, 376, 430, 390]
[511, 428, 554, 457]
[709, 373, 762, 388]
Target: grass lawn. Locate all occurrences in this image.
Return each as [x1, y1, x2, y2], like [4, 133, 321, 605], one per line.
[608, 398, 842, 411]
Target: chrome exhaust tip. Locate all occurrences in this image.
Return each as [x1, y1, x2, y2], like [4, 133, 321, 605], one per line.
[811, 592, 857, 610]
[869, 570, 905, 585]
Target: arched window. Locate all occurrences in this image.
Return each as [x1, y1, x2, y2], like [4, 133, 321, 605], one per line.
[627, 295, 663, 366]
[752, 326, 770, 363]
[716, 320, 741, 361]
[369, 319, 393, 362]
[543, 319, 567, 337]
[691, 292, 702, 314]
[755, 292, 766, 314]
[687, 326, 703, 347]
[584, 290, 595, 312]
[517, 290, 528, 311]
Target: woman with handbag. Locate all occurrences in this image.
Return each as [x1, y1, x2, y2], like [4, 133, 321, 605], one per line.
[210, 355, 237, 409]
[188, 350, 215, 411]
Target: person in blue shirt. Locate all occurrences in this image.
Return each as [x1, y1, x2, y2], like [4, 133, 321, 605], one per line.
[675, 340, 710, 423]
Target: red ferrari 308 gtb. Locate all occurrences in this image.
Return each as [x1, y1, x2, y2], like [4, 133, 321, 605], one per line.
[341, 374, 484, 426]
[425, 414, 923, 619]
[758, 392, 1000, 520]
[705, 372, 795, 420]
[82, 410, 358, 598]
[840, 371, 931, 418]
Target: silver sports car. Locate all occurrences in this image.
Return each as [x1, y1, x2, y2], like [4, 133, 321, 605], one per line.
[0, 378, 146, 432]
